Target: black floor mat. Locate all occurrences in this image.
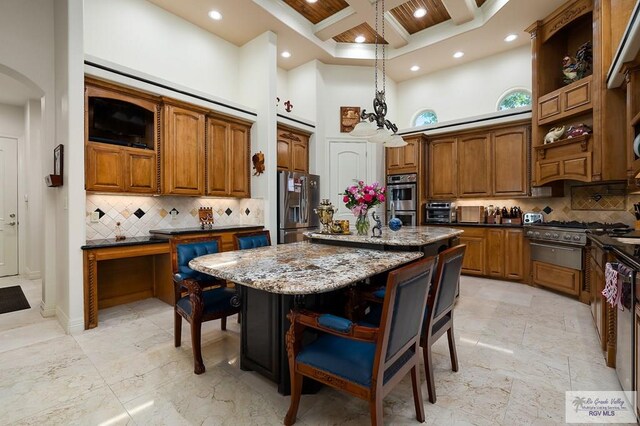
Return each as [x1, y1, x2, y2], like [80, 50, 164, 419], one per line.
[0, 285, 30, 314]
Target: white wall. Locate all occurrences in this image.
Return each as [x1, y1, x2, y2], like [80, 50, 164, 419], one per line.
[84, 0, 240, 103]
[24, 100, 43, 279]
[0, 104, 25, 137]
[397, 45, 532, 127]
[285, 61, 318, 122]
[277, 67, 289, 114]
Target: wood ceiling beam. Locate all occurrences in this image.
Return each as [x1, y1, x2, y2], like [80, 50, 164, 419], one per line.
[314, 0, 408, 47]
[441, 0, 475, 24]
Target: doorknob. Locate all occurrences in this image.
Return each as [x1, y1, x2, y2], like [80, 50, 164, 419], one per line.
[7, 222, 16, 226]
[9, 214, 15, 218]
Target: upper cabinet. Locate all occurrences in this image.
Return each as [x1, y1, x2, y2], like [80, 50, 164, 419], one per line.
[527, 0, 626, 185]
[84, 78, 160, 193]
[277, 126, 310, 173]
[162, 101, 206, 196]
[386, 136, 422, 174]
[206, 115, 251, 198]
[427, 122, 530, 200]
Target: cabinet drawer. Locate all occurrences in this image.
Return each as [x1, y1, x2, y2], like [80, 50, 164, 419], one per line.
[563, 78, 592, 112]
[539, 95, 561, 121]
[537, 76, 593, 125]
[532, 261, 581, 296]
[536, 153, 592, 185]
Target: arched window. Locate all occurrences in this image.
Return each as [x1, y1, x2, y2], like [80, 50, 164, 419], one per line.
[497, 89, 532, 111]
[413, 109, 438, 127]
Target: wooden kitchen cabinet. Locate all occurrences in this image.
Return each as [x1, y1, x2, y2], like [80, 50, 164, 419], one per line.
[85, 78, 160, 194]
[206, 116, 251, 198]
[492, 126, 530, 197]
[458, 133, 491, 198]
[386, 135, 423, 174]
[485, 228, 525, 280]
[162, 101, 206, 195]
[277, 126, 310, 173]
[635, 304, 640, 418]
[532, 261, 581, 296]
[457, 228, 486, 276]
[486, 229, 504, 277]
[428, 137, 458, 199]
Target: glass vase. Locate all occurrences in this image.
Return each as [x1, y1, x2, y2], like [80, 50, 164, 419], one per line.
[355, 212, 370, 236]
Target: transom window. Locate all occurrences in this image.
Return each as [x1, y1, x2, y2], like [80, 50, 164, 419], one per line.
[497, 90, 532, 111]
[413, 110, 438, 127]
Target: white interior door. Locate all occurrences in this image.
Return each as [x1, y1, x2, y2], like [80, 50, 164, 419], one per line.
[0, 137, 18, 277]
[329, 141, 368, 221]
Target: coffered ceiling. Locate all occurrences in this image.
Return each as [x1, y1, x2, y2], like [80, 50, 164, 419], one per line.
[147, 0, 568, 82]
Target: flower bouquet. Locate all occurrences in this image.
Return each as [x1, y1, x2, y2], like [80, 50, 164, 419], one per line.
[342, 181, 386, 236]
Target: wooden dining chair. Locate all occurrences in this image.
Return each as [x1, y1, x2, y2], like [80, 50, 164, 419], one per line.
[171, 235, 241, 375]
[284, 256, 436, 426]
[421, 244, 466, 403]
[233, 230, 271, 250]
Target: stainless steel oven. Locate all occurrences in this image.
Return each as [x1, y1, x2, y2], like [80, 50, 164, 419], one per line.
[530, 241, 583, 270]
[387, 174, 417, 212]
[386, 210, 416, 226]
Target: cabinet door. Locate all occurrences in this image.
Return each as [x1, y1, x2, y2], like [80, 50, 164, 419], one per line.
[532, 261, 580, 296]
[402, 138, 419, 168]
[504, 229, 524, 280]
[126, 150, 157, 193]
[429, 138, 457, 199]
[493, 127, 529, 197]
[458, 228, 486, 276]
[486, 229, 504, 278]
[277, 135, 291, 171]
[229, 123, 250, 197]
[206, 118, 229, 196]
[85, 143, 125, 192]
[163, 105, 205, 195]
[386, 147, 402, 171]
[635, 305, 640, 419]
[458, 133, 491, 197]
[291, 139, 308, 173]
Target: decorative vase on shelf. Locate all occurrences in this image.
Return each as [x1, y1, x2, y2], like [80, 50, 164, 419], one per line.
[388, 204, 403, 232]
[355, 212, 370, 236]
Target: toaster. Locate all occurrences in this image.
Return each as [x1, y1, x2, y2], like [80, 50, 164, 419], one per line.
[523, 212, 544, 224]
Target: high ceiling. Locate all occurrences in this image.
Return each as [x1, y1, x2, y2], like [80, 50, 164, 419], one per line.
[147, 0, 567, 82]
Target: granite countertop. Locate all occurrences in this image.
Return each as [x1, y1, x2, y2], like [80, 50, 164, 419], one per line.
[81, 236, 169, 250]
[428, 222, 523, 228]
[587, 232, 640, 270]
[149, 225, 263, 235]
[304, 226, 463, 246]
[189, 241, 423, 295]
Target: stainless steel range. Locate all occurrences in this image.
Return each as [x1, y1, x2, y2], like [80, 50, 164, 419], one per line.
[525, 221, 628, 297]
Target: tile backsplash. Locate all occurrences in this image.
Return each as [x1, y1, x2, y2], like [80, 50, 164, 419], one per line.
[455, 185, 640, 225]
[86, 194, 264, 240]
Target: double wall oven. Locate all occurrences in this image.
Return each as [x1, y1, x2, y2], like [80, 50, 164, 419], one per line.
[386, 173, 417, 226]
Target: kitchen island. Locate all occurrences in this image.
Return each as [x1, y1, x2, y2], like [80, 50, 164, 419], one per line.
[189, 226, 461, 395]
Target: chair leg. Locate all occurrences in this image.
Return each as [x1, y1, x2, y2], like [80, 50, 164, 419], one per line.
[369, 397, 383, 426]
[237, 311, 241, 324]
[411, 364, 425, 422]
[221, 316, 227, 331]
[174, 311, 182, 348]
[447, 327, 459, 372]
[191, 320, 205, 375]
[422, 345, 436, 404]
[284, 372, 303, 426]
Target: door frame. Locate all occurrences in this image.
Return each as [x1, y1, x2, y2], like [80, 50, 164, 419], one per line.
[0, 134, 23, 277]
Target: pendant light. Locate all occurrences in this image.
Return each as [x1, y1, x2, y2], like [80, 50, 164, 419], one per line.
[349, 0, 405, 147]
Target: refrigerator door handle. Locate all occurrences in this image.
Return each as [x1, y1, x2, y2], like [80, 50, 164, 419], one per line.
[301, 176, 308, 225]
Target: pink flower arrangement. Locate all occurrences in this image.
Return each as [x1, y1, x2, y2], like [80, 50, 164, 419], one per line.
[341, 181, 386, 217]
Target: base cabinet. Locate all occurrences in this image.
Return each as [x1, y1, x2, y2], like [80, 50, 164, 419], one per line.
[635, 305, 640, 418]
[458, 228, 487, 276]
[532, 261, 581, 296]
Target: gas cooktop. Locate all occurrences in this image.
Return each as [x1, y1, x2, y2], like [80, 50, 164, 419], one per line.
[536, 221, 629, 230]
[525, 221, 630, 245]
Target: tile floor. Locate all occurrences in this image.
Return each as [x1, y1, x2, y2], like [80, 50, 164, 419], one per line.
[0, 275, 624, 425]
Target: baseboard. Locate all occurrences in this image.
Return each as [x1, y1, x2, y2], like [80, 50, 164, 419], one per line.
[40, 300, 56, 318]
[24, 267, 41, 280]
[55, 306, 84, 334]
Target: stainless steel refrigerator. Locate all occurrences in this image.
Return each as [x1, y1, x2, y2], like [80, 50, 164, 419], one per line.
[278, 171, 320, 244]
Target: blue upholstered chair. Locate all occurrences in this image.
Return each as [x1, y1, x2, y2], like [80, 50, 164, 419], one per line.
[421, 245, 465, 403]
[284, 256, 436, 426]
[171, 235, 240, 375]
[233, 230, 271, 250]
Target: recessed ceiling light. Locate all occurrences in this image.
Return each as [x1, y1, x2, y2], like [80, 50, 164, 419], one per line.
[306, 0, 318, 3]
[410, 65, 420, 72]
[413, 8, 427, 18]
[355, 35, 366, 43]
[281, 51, 291, 58]
[208, 10, 222, 20]
[504, 34, 518, 42]
[453, 51, 464, 59]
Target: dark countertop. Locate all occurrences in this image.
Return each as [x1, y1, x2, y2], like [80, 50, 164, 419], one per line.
[587, 232, 640, 270]
[427, 222, 523, 229]
[81, 236, 169, 250]
[148, 225, 264, 236]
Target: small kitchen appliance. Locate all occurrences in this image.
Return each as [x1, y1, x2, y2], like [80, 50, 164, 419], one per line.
[523, 212, 544, 224]
[425, 202, 456, 224]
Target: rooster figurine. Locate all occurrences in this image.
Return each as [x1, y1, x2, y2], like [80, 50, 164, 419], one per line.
[562, 42, 592, 84]
[562, 56, 578, 84]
